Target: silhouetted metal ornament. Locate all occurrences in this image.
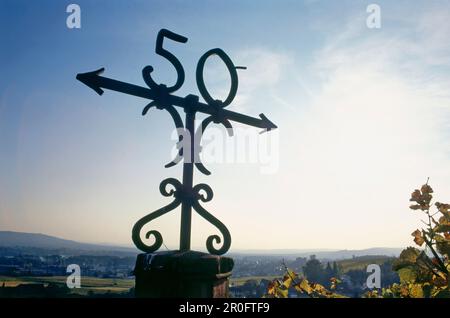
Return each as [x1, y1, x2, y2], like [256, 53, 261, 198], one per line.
[131, 178, 182, 253]
[142, 29, 188, 93]
[76, 28, 277, 255]
[196, 48, 238, 107]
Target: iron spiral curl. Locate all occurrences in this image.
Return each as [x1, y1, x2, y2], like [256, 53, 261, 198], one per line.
[192, 183, 231, 255]
[131, 178, 182, 253]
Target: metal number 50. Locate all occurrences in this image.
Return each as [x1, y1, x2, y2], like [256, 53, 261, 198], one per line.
[143, 29, 241, 106]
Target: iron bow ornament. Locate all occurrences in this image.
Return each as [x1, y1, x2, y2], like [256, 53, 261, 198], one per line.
[76, 29, 277, 255]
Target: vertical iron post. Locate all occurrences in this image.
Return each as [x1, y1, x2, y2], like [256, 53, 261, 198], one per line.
[179, 110, 196, 251]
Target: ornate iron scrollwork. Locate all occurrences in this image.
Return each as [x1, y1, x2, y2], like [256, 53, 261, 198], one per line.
[131, 30, 239, 255]
[131, 178, 232, 255]
[131, 178, 182, 253]
[77, 28, 276, 256]
[192, 183, 231, 255]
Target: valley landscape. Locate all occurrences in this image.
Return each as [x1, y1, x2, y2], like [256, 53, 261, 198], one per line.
[0, 231, 402, 297]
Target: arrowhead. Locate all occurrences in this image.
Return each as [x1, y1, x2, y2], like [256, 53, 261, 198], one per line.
[259, 113, 277, 131]
[76, 68, 105, 95]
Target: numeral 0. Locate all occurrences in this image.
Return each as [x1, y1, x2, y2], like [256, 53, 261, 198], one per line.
[196, 48, 238, 107]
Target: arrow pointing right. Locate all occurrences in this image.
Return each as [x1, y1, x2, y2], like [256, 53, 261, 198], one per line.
[259, 113, 277, 131]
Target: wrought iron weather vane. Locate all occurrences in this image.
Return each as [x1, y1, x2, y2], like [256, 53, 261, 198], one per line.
[76, 29, 277, 255]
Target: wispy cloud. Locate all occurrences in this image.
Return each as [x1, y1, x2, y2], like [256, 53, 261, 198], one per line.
[201, 48, 293, 113]
[192, 6, 450, 249]
[276, 7, 450, 248]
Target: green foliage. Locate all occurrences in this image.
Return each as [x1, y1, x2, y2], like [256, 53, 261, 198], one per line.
[302, 257, 328, 286]
[265, 264, 346, 298]
[368, 182, 450, 298]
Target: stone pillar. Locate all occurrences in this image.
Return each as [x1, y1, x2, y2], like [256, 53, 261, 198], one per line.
[133, 250, 234, 298]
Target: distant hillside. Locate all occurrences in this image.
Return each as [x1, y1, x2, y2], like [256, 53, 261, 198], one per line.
[337, 255, 396, 272]
[309, 248, 402, 260]
[0, 231, 402, 259]
[230, 247, 402, 260]
[0, 231, 137, 256]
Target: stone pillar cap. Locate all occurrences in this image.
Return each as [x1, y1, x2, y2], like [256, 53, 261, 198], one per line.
[134, 250, 234, 278]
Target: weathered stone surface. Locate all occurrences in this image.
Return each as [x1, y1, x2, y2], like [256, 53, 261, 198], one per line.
[134, 250, 234, 298]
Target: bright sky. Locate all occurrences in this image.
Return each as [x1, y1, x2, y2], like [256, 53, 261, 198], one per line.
[1, 0, 450, 252]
